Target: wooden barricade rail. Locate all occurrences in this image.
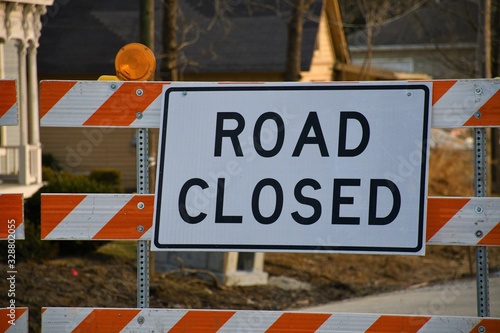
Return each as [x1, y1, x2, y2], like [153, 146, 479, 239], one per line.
[41, 308, 499, 333]
[40, 194, 500, 246]
[38, 79, 500, 332]
[39, 79, 500, 128]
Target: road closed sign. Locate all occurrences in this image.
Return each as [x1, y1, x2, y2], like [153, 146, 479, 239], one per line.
[152, 82, 431, 255]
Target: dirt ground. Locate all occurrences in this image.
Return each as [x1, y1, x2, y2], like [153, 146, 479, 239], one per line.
[2, 246, 499, 332]
[2, 147, 500, 333]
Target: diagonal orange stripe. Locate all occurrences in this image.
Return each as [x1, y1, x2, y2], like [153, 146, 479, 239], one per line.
[92, 195, 154, 239]
[168, 310, 235, 333]
[426, 197, 470, 241]
[83, 82, 164, 126]
[432, 80, 457, 105]
[0, 308, 27, 332]
[464, 88, 500, 126]
[265, 313, 330, 333]
[0, 194, 23, 238]
[366, 315, 430, 333]
[41, 194, 87, 239]
[478, 222, 500, 245]
[71, 309, 140, 333]
[470, 319, 500, 333]
[39, 81, 77, 119]
[0, 80, 17, 118]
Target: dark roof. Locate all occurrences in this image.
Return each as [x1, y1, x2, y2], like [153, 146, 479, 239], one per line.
[347, 0, 478, 47]
[38, 0, 324, 77]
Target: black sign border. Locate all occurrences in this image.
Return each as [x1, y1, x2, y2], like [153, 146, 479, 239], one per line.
[154, 84, 431, 254]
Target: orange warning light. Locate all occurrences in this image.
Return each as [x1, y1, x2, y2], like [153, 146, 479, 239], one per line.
[115, 43, 156, 81]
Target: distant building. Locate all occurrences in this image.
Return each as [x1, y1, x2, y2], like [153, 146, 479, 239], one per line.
[346, 0, 478, 80]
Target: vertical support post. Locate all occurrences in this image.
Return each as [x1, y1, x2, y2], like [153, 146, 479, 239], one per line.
[27, 42, 41, 183]
[15, 40, 29, 185]
[0, 42, 5, 146]
[137, 128, 150, 308]
[474, 127, 489, 317]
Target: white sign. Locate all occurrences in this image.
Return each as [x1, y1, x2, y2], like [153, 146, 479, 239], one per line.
[152, 82, 431, 255]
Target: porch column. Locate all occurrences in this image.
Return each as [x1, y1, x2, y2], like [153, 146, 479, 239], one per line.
[6, 3, 29, 184]
[0, 3, 6, 145]
[0, 3, 5, 79]
[26, 4, 44, 183]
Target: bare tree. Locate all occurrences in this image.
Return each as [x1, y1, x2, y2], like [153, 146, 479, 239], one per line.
[140, 0, 155, 51]
[162, 0, 179, 81]
[284, 0, 313, 81]
[162, 0, 319, 81]
[490, 0, 499, 76]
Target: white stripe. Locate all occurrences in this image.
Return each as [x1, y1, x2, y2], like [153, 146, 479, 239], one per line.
[317, 313, 378, 332]
[218, 311, 281, 333]
[0, 104, 18, 126]
[120, 309, 187, 332]
[139, 229, 153, 240]
[42, 308, 93, 333]
[45, 195, 124, 240]
[432, 79, 500, 128]
[40, 81, 124, 127]
[14, 223, 24, 240]
[428, 198, 500, 245]
[129, 94, 162, 128]
[418, 316, 479, 332]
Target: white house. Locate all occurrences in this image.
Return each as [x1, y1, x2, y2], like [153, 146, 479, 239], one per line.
[0, 0, 52, 194]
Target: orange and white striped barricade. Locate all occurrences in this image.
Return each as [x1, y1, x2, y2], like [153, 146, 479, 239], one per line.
[41, 194, 154, 240]
[39, 81, 165, 128]
[0, 308, 28, 333]
[0, 194, 24, 240]
[38, 79, 500, 329]
[40, 194, 500, 246]
[39, 79, 500, 128]
[41, 308, 500, 333]
[0, 80, 18, 126]
[427, 197, 500, 246]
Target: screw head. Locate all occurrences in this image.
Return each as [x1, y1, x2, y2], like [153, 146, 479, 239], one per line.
[474, 111, 482, 119]
[475, 206, 484, 214]
[136, 112, 143, 120]
[182, 91, 187, 96]
[407, 92, 411, 97]
[474, 87, 483, 95]
[136, 88, 144, 96]
[478, 325, 486, 333]
[110, 83, 117, 90]
[137, 225, 145, 233]
[137, 202, 145, 209]
[475, 230, 484, 238]
[137, 316, 145, 325]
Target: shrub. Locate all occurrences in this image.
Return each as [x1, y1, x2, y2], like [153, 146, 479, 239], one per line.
[89, 168, 122, 192]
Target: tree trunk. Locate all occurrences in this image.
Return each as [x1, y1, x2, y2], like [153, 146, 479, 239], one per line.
[163, 0, 178, 81]
[140, 0, 155, 51]
[491, 0, 499, 77]
[284, 0, 305, 81]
